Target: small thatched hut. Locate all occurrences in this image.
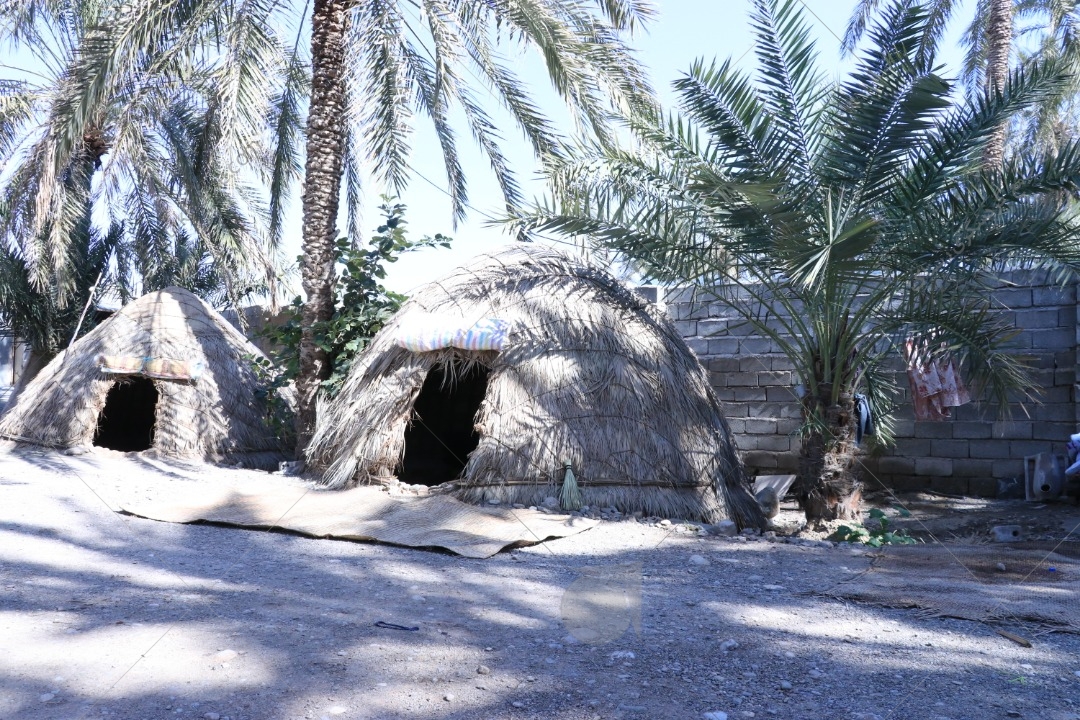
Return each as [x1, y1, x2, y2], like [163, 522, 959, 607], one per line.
[307, 247, 762, 526]
[0, 287, 293, 469]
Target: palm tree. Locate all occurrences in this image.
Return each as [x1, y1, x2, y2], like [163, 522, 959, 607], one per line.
[844, 0, 1080, 162]
[0, 0, 290, 311]
[513, 0, 1080, 522]
[9, 0, 656, 450]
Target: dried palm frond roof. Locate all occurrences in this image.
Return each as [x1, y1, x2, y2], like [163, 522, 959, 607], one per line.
[308, 246, 762, 527]
[0, 287, 293, 469]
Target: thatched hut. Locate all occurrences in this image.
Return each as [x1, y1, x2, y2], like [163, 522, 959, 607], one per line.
[0, 287, 293, 469]
[307, 247, 762, 526]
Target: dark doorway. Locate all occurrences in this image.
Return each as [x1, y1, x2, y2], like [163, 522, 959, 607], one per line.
[397, 363, 490, 486]
[93, 377, 159, 451]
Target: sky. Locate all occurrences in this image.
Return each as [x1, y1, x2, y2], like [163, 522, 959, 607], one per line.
[361, 0, 973, 294]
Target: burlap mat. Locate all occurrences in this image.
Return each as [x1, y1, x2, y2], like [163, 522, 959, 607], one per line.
[826, 542, 1080, 632]
[121, 482, 596, 558]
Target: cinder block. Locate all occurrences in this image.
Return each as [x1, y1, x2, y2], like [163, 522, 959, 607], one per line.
[739, 338, 774, 354]
[895, 438, 932, 456]
[930, 476, 968, 495]
[748, 402, 782, 418]
[770, 356, 797, 371]
[757, 371, 792, 386]
[673, 320, 698, 337]
[707, 338, 741, 355]
[683, 302, 713, 320]
[742, 451, 780, 469]
[1032, 422, 1075, 441]
[1013, 309, 1060, 328]
[775, 453, 800, 471]
[779, 404, 803, 419]
[738, 355, 771, 372]
[727, 320, 762, 337]
[930, 439, 970, 458]
[1033, 286, 1074, 306]
[952, 422, 991, 439]
[733, 388, 768, 402]
[876, 456, 915, 474]
[730, 388, 764, 405]
[891, 419, 916, 437]
[1055, 369, 1075, 386]
[995, 287, 1033, 308]
[1028, 368, 1056, 386]
[950, 403, 986, 422]
[992, 421, 1033, 439]
[887, 475, 932, 492]
[725, 418, 746, 434]
[1054, 349, 1075, 366]
[685, 337, 709, 356]
[915, 457, 953, 477]
[697, 318, 731, 336]
[767, 386, 799, 402]
[1025, 352, 1056, 369]
[1009, 440, 1054, 458]
[968, 477, 998, 497]
[915, 422, 954, 439]
[724, 402, 750, 417]
[746, 418, 778, 434]
[727, 372, 760, 388]
[1033, 404, 1074, 422]
[1040, 386, 1072, 403]
[776, 418, 802, 434]
[748, 435, 791, 452]
[711, 387, 735, 401]
[1030, 328, 1074, 350]
[708, 357, 741, 372]
[665, 287, 697, 304]
[1009, 330, 1034, 349]
[951, 458, 993, 477]
[993, 459, 1025, 477]
[969, 440, 1012, 459]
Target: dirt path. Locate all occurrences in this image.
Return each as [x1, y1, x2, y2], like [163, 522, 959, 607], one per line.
[1, 449, 1078, 720]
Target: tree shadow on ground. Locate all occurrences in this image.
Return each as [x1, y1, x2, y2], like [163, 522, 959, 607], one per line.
[1, 452, 1079, 720]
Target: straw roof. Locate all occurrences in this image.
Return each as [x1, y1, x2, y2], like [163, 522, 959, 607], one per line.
[307, 246, 763, 527]
[0, 287, 293, 469]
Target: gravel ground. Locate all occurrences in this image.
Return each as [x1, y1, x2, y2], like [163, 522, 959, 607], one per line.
[1, 448, 1079, 720]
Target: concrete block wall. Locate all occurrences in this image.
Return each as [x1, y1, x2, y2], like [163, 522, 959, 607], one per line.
[668, 272, 1078, 497]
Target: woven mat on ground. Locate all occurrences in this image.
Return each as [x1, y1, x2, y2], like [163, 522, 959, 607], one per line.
[121, 483, 596, 558]
[825, 542, 1080, 632]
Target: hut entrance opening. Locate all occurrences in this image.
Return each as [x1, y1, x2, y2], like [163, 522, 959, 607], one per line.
[93, 377, 159, 451]
[397, 362, 490, 486]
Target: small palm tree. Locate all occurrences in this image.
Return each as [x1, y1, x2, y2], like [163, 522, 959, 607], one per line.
[514, 0, 1080, 522]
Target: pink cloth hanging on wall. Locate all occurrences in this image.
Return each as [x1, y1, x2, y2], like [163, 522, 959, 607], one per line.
[904, 339, 970, 421]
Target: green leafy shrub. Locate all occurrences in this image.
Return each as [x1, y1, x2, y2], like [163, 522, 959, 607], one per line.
[830, 507, 919, 547]
[252, 199, 450, 405]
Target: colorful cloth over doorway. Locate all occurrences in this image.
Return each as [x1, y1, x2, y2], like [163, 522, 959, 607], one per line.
[394, 315, 512, 352]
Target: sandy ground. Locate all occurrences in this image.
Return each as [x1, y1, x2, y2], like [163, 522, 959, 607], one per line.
[1, 447, 1079, 720]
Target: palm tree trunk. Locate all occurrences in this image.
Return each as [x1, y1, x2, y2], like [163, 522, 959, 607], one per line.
[798, 388, 862, 522]
[297, 0, 351, 453]
[983, 0, 1013, 167]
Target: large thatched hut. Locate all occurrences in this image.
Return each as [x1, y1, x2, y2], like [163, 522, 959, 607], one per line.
[307, 247, 762, 526]
[0, 287, 293, 469]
